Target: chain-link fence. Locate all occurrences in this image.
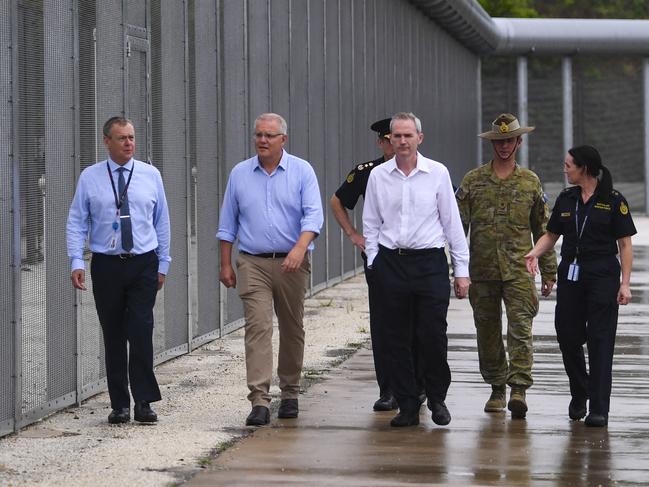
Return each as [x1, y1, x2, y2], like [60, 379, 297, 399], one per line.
[0, 0, 480, 437]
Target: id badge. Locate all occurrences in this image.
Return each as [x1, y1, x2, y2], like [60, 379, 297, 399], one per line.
[567, 262, 580, 282]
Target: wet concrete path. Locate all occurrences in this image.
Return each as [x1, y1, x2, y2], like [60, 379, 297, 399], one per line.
[189, 243, 649, 486]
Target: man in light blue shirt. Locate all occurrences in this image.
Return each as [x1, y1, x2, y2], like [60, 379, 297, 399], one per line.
[218, 113, 323, 426]
[67, 117, 171, 425]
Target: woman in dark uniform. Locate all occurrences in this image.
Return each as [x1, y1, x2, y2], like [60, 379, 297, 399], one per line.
[525, 145, 636, 427]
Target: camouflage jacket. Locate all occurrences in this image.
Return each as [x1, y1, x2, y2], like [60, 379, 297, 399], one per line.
[456, 161, 557, 282]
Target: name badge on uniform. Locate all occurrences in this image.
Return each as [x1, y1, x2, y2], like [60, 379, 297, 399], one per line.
[567, 258, 580, 282]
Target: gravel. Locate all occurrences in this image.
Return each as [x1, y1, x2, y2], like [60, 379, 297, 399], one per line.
[0, 276, 371, 487]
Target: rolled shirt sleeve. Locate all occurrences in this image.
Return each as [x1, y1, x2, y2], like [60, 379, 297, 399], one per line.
[299, 163, 324, 236]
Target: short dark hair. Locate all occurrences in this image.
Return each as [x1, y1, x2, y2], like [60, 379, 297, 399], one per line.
[103, 117, 133, 138]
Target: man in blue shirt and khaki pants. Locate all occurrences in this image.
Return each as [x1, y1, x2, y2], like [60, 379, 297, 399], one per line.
[67, 117, 171, 425]
[218, 113, 323, 426]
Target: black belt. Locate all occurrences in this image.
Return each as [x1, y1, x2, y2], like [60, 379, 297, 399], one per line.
[241, 250, 289, 259]
[93, 250, 154, 260]
[379, 245, 443, 256]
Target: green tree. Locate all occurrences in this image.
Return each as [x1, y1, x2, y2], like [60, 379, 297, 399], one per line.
[477, 0, 538, 17]
[479, 0, 649, 19]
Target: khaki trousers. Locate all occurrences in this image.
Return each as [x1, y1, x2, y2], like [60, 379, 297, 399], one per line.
[236, 253, 310, 407]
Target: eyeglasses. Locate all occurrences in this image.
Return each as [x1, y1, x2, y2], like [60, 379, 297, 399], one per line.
[253, 132, 284, 140]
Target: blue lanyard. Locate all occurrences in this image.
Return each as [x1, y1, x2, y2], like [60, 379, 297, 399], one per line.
[106, 161, 134, 210]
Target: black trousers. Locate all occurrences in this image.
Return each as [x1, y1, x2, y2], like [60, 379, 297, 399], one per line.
[364, 254, 426, 398]
[555, 256, 620, 415]
[373, 246, 451, 414]
[363, 255, 391, 397]
[91, 251, 162, 409]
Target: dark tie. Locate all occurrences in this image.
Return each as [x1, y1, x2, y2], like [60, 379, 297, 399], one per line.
[117, 167, 134, 252]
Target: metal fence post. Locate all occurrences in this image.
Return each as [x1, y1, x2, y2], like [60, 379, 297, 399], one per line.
[644, 57, 649, 213]
[517, 56, 529, 168]
[10, 0, 23, 433]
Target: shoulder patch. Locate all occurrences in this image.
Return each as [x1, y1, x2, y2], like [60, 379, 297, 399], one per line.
[346, 173, 354, 183]
[620, 201, 629, 215]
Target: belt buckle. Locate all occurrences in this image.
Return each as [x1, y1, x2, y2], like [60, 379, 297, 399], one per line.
[397, 248, 405, 256]
[119, 253, 133, 260]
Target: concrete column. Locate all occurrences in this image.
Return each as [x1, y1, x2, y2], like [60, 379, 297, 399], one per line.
[562, 57, 573, 187]
[517, 56, 528, 168]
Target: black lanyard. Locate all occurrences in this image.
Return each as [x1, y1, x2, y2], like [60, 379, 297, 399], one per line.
[574, 197, 596, 257]
[106, 161, 134, 210]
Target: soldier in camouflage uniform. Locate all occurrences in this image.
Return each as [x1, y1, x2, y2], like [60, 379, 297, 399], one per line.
[456, 113, 557, 419]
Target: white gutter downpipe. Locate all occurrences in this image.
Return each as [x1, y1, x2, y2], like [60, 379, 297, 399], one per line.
[493, 18, 649, 55]
[562, 57, 573, 187]
[517, 56, 528, 168]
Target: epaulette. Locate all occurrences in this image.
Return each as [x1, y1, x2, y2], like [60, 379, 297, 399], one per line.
[356, 160, 378, 172]
[560, 186, 577, 195]
[611, 190, 620, 197]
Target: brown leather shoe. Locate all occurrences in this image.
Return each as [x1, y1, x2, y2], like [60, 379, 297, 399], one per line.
[246, 405, 270, 426]
[278, 399, 299, 419]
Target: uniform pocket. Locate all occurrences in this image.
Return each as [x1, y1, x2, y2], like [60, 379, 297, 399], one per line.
[509, 190, 534, 227]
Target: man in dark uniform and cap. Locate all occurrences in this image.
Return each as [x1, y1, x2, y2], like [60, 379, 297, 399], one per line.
[331, 118, 424, 411]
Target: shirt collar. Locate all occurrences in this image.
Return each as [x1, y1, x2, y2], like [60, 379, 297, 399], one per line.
[253, 150, 287, 173]
[387, 152, 429, 175]
[488, 160, 519, 183]
[108, 158, 134, 172]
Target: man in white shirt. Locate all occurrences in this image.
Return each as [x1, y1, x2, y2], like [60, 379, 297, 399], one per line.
[363, 112, 470, 427]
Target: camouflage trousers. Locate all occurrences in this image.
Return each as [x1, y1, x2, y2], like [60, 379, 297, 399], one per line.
[469, 277, 539, 388]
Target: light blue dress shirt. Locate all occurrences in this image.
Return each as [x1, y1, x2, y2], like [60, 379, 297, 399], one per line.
[217, 151, 323, 253]
[66, 158, 172, 274]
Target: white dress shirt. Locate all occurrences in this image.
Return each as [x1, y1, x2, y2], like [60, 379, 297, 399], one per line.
[363, 152, 469, 277]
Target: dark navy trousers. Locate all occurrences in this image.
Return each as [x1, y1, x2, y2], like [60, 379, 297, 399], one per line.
[555, 256, 620, 415]
[372, 246, 451, 414]
[91, 250, 162, 409]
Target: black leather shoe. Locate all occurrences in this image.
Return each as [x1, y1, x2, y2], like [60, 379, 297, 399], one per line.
[430, 401, 451, 426]
[278, 399, 299, 419]
[108, 408, 130, 424]
[418, 391, 427, 407]
[390, 410, 420, 427]
[246, 405, 270, 426]
[373, 395, 398, 411]
[134, 401, 158, 423]
[568, 397, 587, 420]
[585, 412, 608, 427]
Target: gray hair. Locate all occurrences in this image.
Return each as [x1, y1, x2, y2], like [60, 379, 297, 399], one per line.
[254, 113, 288, 135]
[390, 112, 422, 133]
[103, 116, 133, 137]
